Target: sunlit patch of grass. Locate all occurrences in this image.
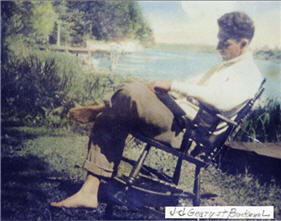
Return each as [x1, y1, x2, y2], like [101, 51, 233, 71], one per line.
[203, 166, 281, 218]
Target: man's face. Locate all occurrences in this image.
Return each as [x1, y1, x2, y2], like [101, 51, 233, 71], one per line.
[217, 29, 243, 61]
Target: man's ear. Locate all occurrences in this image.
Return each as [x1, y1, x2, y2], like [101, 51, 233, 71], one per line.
[240, 38, 249, 49]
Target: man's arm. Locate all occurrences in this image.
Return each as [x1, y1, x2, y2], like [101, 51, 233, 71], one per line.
[171, 74, 262, 111]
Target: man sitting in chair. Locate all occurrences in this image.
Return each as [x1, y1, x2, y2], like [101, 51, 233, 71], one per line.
[51, 11, 263, 209]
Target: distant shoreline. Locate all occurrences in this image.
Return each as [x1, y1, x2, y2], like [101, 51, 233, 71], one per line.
[151, 43, 216, 53]
[152, 43, 281, 63]
[254, 49, 281, 63]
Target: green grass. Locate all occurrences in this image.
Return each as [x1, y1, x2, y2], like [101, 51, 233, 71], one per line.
[2, 126, 281, 220]
[2, 45, 140, 128]
[235, 99, 281, 142]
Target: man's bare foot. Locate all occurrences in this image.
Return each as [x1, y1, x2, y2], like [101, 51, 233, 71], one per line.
[69, 104, 105, 123]
[51, 174, 100, 208]
[50, 190, 98, 208]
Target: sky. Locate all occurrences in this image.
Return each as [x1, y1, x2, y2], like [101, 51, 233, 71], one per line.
[138, 1, 281, 49]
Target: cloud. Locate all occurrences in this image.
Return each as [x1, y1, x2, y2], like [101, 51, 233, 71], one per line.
[252, 9, 281, 49]
[179, 1, 281, 48]
[142, 1, 280, 48]
[181, 1, 237, 21]
[179, 1, 238, 45]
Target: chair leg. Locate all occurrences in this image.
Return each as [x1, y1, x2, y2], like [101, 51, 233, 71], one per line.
[172, 158, 182, 185]
[104, 201, 114, 219]
[172, 138, 192, 185]
[128, 143, 151, 184]
[193, 166, 201, 206]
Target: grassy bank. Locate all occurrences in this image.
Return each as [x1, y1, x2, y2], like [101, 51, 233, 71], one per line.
[2, 45, 138, 129]
[2, 126, 281, 220]
[235, 99, 281, 143]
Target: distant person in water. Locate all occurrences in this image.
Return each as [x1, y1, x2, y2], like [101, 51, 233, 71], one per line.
[51, 11, 263, 209]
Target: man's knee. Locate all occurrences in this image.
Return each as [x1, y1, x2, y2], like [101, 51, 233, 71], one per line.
[120, 81, 150, 100]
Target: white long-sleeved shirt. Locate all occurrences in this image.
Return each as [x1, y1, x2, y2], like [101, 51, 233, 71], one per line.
[171, 51, 263, 118]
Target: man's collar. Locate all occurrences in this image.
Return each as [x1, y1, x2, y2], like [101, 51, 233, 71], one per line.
[222, 50, 253, 67]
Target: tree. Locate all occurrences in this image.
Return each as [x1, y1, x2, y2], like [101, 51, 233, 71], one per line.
[60, 0, 153, 45]
[1, 0, 154, 48]
[30, 2, 58, 44]
[1, 1, 58, 47]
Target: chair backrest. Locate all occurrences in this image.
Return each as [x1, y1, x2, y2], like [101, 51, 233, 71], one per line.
[186, 79, 266, 161]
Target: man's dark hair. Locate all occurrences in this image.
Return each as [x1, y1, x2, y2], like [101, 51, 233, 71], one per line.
[218, 11, 255, 42]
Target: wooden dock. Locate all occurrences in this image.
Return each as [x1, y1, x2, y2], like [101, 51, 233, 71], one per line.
[48, 46, 111, 55]
[42, 45, 117, 72]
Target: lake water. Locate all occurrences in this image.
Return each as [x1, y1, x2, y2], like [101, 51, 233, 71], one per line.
[93, 47, 281, 101]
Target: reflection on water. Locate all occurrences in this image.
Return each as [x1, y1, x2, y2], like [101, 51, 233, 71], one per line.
[93, 48, 281, 101]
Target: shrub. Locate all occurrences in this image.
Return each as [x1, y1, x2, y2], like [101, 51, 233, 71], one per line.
[1, 46, 134, 128]
[69, 72, 129, 106]
[46, 73, 131, 129]
[1, 47, 80, 126]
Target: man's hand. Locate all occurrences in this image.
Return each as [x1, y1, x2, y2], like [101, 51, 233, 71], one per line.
[147, 80, 171, 94]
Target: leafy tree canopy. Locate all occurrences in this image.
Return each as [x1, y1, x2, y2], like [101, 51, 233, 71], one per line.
[1, 0, 154, 48]
[2, 1, 57, 46]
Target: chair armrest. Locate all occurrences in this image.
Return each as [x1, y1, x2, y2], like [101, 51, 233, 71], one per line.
[180, 99, 238, 127]
[215, 113, 238, 126]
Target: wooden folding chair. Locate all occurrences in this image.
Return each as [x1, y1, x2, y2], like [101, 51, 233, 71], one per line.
[104, 79, 266, 215]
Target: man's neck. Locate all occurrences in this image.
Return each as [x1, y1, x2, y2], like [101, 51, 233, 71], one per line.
[223, 49, 251, 66]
